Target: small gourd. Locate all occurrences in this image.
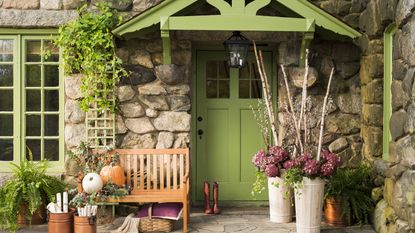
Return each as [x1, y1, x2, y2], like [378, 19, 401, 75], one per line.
[82, 173, 103, 194]
[100, 165, 126, 187]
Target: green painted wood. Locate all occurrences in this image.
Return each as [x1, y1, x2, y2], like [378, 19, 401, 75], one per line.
[195, 51, 272, 201]
[206, 0, 232, 15]
[245, 0, 272, 16]
[383, 24, 397, 161]
[162, 15, 315, 32]
[275, 0, 361, 38]
[112, 0, 198, 38]
[299, 32, 314, 67]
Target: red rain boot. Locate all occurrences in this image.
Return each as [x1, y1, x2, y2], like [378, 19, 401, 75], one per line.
[213, 181, 221, 214]
[204, 181, 213, 214]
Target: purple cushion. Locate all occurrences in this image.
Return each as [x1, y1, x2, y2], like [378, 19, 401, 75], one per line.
[137, 203, 183, 220]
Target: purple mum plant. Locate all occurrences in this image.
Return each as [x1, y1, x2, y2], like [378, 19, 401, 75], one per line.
[252, 146, 289, 178]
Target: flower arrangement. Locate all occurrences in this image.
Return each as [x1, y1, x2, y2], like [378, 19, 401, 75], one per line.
[283, 150, 341, 191]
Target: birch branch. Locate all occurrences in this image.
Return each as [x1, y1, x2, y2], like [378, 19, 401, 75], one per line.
[316, 68, 335, 161]
[297, 50, 309, 153]
[253, 41, 279, 146]
[281, 65, 303, 154]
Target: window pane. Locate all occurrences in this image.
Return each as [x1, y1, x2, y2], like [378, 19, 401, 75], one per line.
[218, 61, 229, 79]
[26, 115, 41, 136]
[0, 40, 13, 62]
[44, 41, 59, 62]
[26, 139, 41, 161]
[239, 64, 250, 80]
[0, 139, 13, 161]
[45, 65, 59, 87]
[206, 61, 217, 80]
[206, 80, 217, 98]
[218, 80, 230, 98]
[44, 115, 58, 136]
[26, 65, 41, 87]
[0, 65, 13, 87]
[251, 80, 262, 98]
[0, 115, 13, 136]
[44, 140, 59, 161]
[45, 90, 59, 111]
[26, 90, 41, 111]
[26, 40, 41, 62]
[0, 90, 13, 111]
[239, 80, 250, 98]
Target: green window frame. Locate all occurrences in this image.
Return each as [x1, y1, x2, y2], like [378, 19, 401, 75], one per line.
[383, 23, 397, 161]
[0, 30, 64, 172]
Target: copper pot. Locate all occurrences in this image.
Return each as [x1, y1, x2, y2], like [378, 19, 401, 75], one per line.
[324, 197, 351, 227]
[48, 209, 75, 233]
[74, 215, 97, 233]
[17, 204, 46, 226]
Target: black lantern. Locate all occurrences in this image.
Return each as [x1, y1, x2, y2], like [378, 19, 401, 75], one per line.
[223, 31, 250, 68]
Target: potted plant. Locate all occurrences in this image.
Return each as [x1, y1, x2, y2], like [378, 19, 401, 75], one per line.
[0, 151, 66, 233]
[250, 43, 293, 223]
[324, 165, 374, 226]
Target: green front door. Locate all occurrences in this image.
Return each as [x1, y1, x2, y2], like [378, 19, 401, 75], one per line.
[195, 50, 273, 201]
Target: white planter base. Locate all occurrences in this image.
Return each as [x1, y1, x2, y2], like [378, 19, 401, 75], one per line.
[268, 177, 293, 223]
[294, 177, 325, 233]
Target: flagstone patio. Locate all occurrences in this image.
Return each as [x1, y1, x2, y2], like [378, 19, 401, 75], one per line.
[7, 207, 376, 233]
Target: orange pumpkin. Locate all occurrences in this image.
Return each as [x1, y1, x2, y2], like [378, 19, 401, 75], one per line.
[100, 165, 126, 187]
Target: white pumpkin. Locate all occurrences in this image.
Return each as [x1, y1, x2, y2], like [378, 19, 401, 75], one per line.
[82, 173, 103, 194]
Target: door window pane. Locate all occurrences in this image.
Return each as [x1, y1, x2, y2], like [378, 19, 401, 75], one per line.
[45, 114, 59, 136]
[26, 65, 41, 87]
[251, 80, 262, 98]
[0, 115, 13, 136]
[0, 139, 13, 161]
[44, 140, 59, 161]
[206, 60, 230, 99]
[206, 80, 217, 98]
[44, 41, 59, 62]
[45, 65, 59, 87]
[26, 90, 41, 111]
[0, 65, 13, 86]
[239, 62, 263, 99]
[0, 90, 13, 111]
[26, 40, 41, 62]
[45, 90, 59, 111]
[26, 139, 41, 161]
[26, 115, 41, 136]
[239, 80, 250, 98]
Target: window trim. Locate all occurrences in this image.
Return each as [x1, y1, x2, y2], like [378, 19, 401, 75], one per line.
[0, 31, 64, 172]
[383, 23, 397, 161]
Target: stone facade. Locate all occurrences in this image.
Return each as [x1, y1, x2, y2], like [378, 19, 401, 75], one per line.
[2, 0, 415, 232]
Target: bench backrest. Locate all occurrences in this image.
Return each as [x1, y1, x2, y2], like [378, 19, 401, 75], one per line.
[99, 148, 190, 195]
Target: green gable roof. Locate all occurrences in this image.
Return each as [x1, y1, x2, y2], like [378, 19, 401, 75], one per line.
[113, 0, 361, 39]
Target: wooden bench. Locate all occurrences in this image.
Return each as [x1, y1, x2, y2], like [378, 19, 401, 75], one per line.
[78, 148, 190, 233]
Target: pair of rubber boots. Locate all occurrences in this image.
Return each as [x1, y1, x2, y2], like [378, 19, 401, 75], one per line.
[204, 181, 220, 214]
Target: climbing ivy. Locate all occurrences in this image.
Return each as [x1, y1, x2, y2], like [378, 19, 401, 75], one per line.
[55, 3, 126, 112]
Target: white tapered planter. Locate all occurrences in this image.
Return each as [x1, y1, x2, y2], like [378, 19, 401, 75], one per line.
[295, 177, 325, 233]
[268, 177, 293, 223]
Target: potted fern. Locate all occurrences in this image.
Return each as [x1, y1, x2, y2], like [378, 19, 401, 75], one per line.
[324, 165, 374, 226]
[0, 151, 66, 232]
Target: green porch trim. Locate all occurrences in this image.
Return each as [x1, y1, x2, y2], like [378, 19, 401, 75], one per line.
[0, 28, 58, 34]
[275, 0, 361, 38]
[383, 23, 397, 161]
[299, 32, 315, 67]
[112, 0, 198, 37]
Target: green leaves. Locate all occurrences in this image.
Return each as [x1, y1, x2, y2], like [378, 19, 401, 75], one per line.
[252, 170, 267, 197]
[0, 157, 66, 232]
[54, 2, 126, 112]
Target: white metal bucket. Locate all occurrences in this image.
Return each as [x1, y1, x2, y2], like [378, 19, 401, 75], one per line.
[268, 176, 293, 223]
[294, 177, 325, 233]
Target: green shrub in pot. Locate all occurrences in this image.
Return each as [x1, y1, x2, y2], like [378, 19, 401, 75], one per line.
[0, 151, 67, 232]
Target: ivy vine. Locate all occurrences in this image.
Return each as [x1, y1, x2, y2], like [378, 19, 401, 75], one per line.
[55, 3, 126, 112]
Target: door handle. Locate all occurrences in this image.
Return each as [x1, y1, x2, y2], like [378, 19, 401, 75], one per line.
[198, 129, 204, 139]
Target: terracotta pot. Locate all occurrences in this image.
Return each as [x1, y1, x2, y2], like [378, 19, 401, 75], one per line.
[74, 215, 97, 233]
[17, 204, 46, 226]
[48, 209, 75, 233]
[324, 197, 351, 227]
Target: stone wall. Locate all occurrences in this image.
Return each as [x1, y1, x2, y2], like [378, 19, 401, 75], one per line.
[277, 39, 363, 167]
[356, 0, 415, 233]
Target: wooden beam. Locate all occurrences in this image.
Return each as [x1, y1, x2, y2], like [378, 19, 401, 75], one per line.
[161, 15, 315, 32]
[299, 32, 314, 67]
[245, 0, 271, 15]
